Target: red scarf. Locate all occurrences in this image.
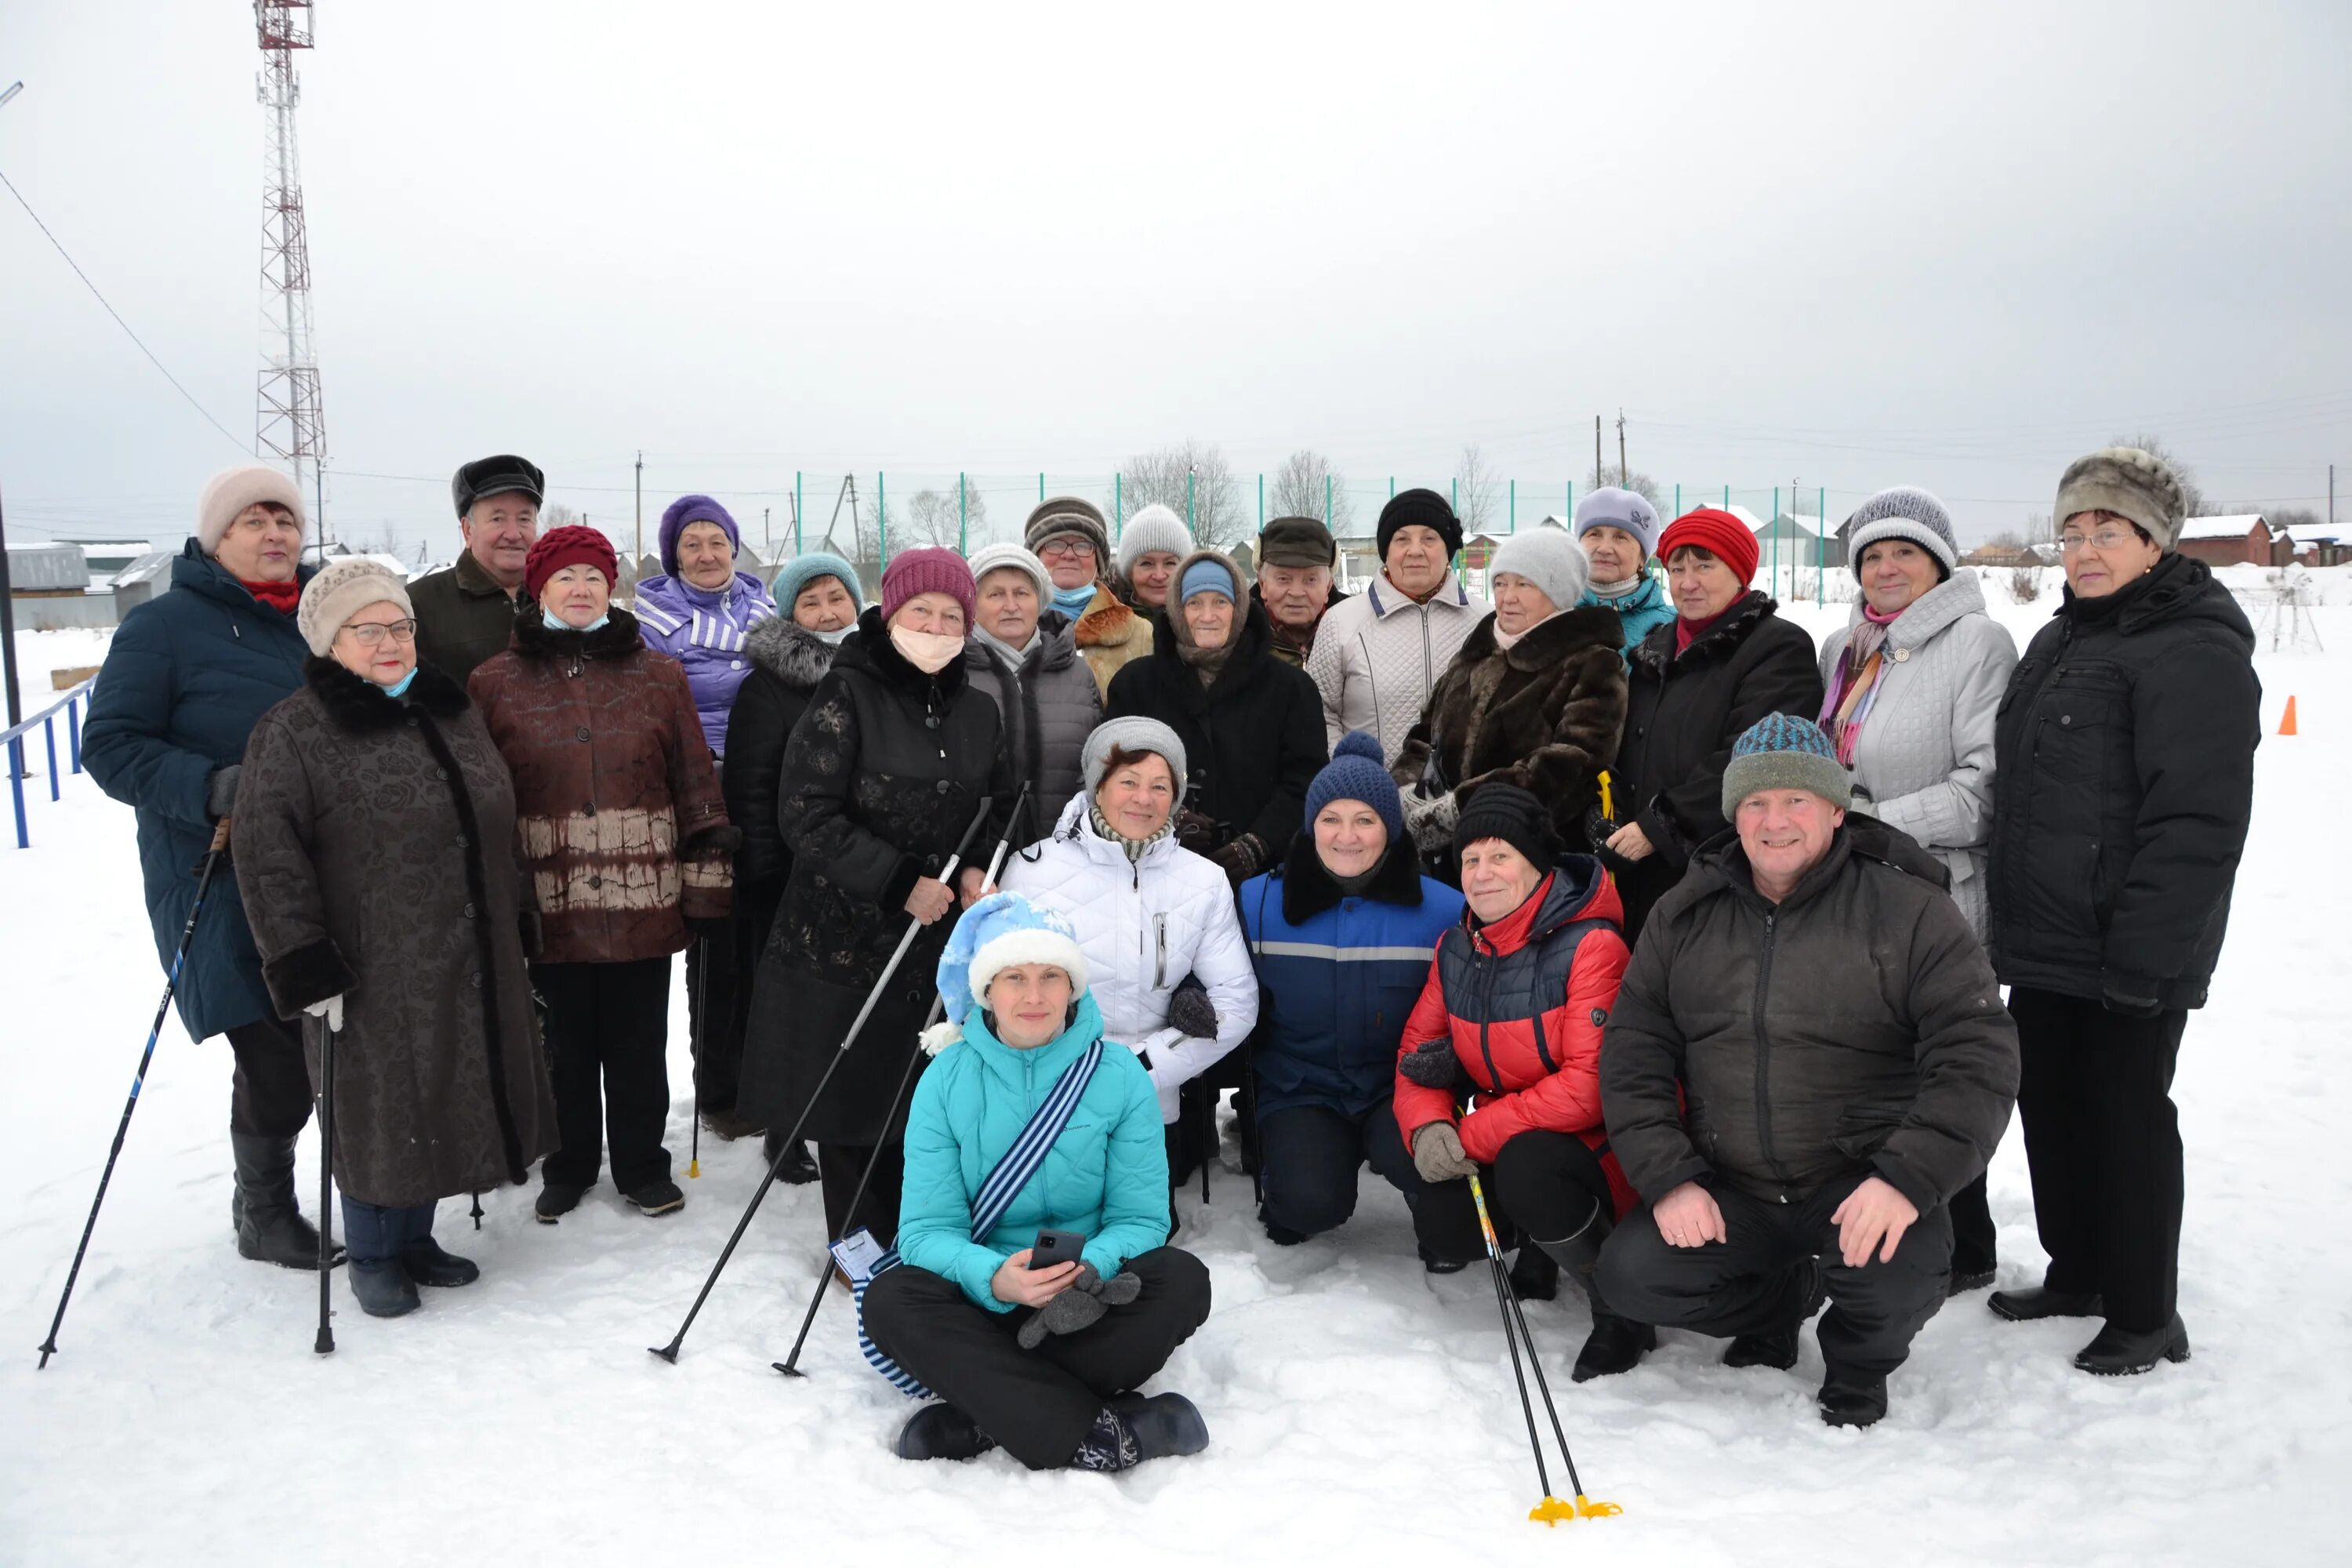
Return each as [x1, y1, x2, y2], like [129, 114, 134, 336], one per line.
[1675, 602, 1735, 655]
[241, 577, 301, 615]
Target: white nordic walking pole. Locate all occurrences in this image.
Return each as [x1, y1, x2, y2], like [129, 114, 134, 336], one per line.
[648, 794, 996, 1364]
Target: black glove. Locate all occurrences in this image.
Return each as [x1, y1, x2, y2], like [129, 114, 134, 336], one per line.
[1397, 1037, 1461, 1090]
[1173, 808, 1221, 856]
[1209, 832, 1268, 887]
[688, 916, 731, 942]
[1166, 973, 1218, 1040]
[205, 764, 241, 819]
[1015, 1262, 1143, 1349]
[2101, 971, 2163, 1018]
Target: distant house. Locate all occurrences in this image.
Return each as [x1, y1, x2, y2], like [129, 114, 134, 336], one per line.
[6, 542, 118, 630]
[2176, 514, 2284, 568]
[2290, 522, 2349, 568]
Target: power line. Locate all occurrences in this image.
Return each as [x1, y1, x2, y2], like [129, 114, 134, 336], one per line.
[0, 165, 250, 455]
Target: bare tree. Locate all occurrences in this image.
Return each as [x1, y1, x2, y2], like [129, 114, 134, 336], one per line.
[1116, 441, 1247, 546]
[2107, 432, 2209, 518]
[1455, 444, 1500, 534]
[1583, 463, 1665, 517]
[541, 503, 583, 532]
[890, 485, 991, 551]
[1265, 449, 1355, 533]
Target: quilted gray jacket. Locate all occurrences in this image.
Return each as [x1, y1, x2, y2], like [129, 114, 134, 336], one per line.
[964, 609, 1103, 826]
[1817, 572, 2018, 939]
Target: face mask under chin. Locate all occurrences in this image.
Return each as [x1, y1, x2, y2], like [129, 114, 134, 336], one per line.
[889, 624, 964, 673]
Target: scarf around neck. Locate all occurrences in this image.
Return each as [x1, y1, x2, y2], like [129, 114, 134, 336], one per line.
[1491, 607, 1568, 654]
[1088, 799, 1174, 862]
[1588, 572, 1646, 601]
[1051, 582, 1098, 620]
[1820, 601, 1904, 765]
[241, 577, 301, 615]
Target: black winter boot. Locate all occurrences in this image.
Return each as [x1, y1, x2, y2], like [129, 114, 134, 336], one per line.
[1725, 1257, 1824, 1370]
[397, 1207, 479, 1287]
[761, 1134, 821, 1185]
[1989, 1285, 2103, 1321]
[2073, 1313, 2190, 1376]
[1534, 1205, 1657, 1382]
[339, 1199, 419, 1319]
[1817, 1371, 1889, 1428]
[1507, 1247, 1559, 1302]
[535, 1181, 591, 1223]
[894, 1403, 996, 1461]
[1109, 1392, 1210, 1462]
[230, 1131, 337, 1269]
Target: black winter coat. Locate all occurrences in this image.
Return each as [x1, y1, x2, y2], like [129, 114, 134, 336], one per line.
[1602, 816, 2020, 1214]
[1610, 592, 1823, 938]
[83, 542, 314, 1040]
[1987, 553, 2259, 1012]
[735, 606, 1014, 1144]
[720, 615, 844, 919]
[1105, 597, 1329, 860]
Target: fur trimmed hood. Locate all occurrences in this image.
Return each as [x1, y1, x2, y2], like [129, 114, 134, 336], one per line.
[1628, 590, 1779, 678]
[303, 655, 468, 731]
[743, 612, 845, 691]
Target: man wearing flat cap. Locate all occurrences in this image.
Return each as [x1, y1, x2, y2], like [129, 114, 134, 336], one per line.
[1252, 516, 1349, 669]
[411, 455, 545, 685]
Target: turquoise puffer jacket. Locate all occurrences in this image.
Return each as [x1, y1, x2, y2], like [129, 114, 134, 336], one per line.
[896, 993, 1171, 1312]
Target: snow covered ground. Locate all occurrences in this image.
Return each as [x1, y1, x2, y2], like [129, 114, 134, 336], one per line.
[4, 598, 2349, 1567]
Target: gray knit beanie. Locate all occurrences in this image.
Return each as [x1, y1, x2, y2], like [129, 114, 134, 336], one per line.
[2053, 447, 2187, 552]
[967, 540, 1051, 602]
[1844, 487, 1959, 581]
[1115, 503, 1195, 574]
[1720, 714, 1852, 821]
[297, 557, 412, 659]
[1080, 716, 1188, 799]
[1487, 528, 1591, 612]
[1573, 487, 1661, 557]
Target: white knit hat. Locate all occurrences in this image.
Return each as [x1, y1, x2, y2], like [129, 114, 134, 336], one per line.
[1487, 528, 1591, 612]
[296, 557, 412, 658]
[1843, 487, 1960, 579]
[1116, 503, 1195, 574]
[198, 465, 307, 556]
[967, 540, 1051, 602]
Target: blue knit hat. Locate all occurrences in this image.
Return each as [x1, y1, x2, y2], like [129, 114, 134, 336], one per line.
[1178, 555, 1237, 604]
[1306, 731, 1403, 844]
[920, 892, 1092, 1052]
[771, 550, 862, 618]
[658, 494, 739, 576]
[1720, 714, 1852, 820]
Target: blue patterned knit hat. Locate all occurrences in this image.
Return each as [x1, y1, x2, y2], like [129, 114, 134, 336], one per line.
[1720, 714, 1852, 820]
[1305, 731, 1403, 844]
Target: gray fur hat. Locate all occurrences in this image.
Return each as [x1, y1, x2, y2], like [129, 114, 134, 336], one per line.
[2054, 447, 2187, 552]
[1080, 716, 1187, 799]
[1844, 487, 1959, 580]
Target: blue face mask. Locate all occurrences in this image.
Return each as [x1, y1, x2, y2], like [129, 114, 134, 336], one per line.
[378, 667, 419, 699]
[543, 608, 610, 633]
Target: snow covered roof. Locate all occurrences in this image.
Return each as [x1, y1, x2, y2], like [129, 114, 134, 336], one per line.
[2178, 514, 2268, 542]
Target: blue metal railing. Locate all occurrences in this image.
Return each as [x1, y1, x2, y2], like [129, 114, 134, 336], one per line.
[3, 675, 96, 849]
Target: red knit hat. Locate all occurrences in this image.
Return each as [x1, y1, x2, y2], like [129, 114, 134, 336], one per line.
[524, 524, 620, 601]
[880, 546, 976, 626]
[1657, 507, 1759, 586]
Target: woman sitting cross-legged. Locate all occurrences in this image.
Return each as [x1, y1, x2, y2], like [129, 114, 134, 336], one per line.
[861, 893, 1213, 1472]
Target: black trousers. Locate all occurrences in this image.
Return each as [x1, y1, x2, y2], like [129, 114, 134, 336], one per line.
[1258, 1098, 1433, 1243]
[223, 1011, 314, 1138]
[818, 1142, 905, 1248]
[688, 904, 771, 1117]
[1950, 1172, 1996, 1275]
[1599, 1170, 1952, 1380]
[534, 956, 674, 1192]
[1406, 1128, 1615, 1267]
[862, 1247, 1212, 1470]
[2011, 986, 2189, 1331]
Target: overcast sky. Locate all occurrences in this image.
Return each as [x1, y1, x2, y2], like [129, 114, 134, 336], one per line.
[3, 0, 2347, 561]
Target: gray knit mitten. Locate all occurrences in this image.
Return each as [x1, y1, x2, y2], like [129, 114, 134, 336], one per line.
[1410, 1122, 1479, 1185]
[1166, 974, 1218, 1039]
[1015, 1263, 1143, 1349]
[205, 764, 242, 820]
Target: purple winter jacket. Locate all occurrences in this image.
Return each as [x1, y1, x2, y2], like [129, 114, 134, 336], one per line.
[632, 571, 779, 756]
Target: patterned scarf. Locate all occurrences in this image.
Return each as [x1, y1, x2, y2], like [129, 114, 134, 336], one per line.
[1088, 799, 1174, 862]
[1820, 602, 1903, 766]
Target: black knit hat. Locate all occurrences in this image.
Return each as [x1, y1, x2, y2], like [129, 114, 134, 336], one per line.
[1377, 488, 1463, 562]
[1453, 782, 1556, 871]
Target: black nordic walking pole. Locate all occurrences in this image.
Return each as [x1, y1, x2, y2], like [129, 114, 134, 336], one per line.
[314, 1006, 339, 1356]
[648, 793, 995, 1365]
[688, 935, 710, 1179]
[37, 820, 230, 1369]
[773, 782, 1031, 1377]
[1465, 1171, 1620, 1524]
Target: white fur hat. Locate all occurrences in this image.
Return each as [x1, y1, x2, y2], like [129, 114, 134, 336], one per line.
[198, 465, 307, 556]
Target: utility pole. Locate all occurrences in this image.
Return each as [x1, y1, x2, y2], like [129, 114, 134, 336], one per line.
[763, 506, 771, 554]
[0, 85, 24, 743]
[1617, 410, 1628, 488]
[633, 450, 644, 586]
[1595, 416, 1602, 488]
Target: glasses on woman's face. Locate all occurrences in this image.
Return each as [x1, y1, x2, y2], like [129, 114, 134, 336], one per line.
[1037, 539, 1094, 562]
[2058, 528, 2137, 554]
[341, 619, 419, 647]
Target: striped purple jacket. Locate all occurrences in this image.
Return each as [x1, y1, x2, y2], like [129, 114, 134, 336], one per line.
[631, 571, 778, 756]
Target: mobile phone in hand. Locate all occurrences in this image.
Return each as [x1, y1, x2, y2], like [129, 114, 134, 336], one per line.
[1028, 1228, 1086, 1270]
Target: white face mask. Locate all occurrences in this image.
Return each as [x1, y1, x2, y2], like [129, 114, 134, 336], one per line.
[889, 623, 964, 674]
[814, 625, 853, 646]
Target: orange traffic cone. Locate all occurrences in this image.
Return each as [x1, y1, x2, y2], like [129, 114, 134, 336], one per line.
[2280, 696, 2298, 736]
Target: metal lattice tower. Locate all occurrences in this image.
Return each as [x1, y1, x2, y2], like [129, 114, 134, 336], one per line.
[254, 2, 328, 550]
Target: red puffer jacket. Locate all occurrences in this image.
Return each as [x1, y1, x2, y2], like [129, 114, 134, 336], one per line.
[1393, 857, 1636, 1218]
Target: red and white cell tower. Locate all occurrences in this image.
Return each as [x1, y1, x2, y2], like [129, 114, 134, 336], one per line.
[254, 2, 328, 549]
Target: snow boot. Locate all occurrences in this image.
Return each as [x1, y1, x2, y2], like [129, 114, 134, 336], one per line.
[339, 1198, 420, 1319]
[700, 1106, 765, 1142]
[2073, 1313, 2190, 1377]
[230, 1131, 337, 1269]
[535, 1181, 590, 1224]
[761, 1133, 821, 1185]
[894, 1403, 996, 1461]
[1989, 1285, 2103, 1321]
[1533, 1205, 1657, 1383]
[1725, 1258, 1824, 1370]
[1817, 1371, 1889, 1428]
[397, 1207, 478, 1287]
[1109, 1392, 1210, 1463]
[1420, 1246, 1469, 1276]
[1507, 1246, 1558, 1302]
[624, 1178, 685, 1216]
[1948, 1265, 1996, 1296]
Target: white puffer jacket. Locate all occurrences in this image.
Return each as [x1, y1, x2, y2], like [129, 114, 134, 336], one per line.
[1000, 791, 1259, 1125]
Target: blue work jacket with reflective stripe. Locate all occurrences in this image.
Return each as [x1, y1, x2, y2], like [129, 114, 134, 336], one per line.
[1239, 859, 1465, 1119]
